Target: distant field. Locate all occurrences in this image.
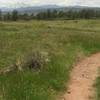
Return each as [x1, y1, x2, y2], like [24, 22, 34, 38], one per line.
[0, 20, 100, 100]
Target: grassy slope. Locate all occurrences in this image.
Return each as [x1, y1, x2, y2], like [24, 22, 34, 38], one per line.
[0, 20, 100, 100]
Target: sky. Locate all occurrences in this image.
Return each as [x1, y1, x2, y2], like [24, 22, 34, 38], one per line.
[0, 0, 100, 8]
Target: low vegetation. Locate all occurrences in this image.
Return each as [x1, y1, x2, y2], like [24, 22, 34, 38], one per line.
[0, 20, 100, 100]
[95, 71, 100, 100]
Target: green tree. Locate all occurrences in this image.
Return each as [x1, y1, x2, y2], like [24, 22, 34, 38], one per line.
[52, 10, 58, 18]
[12, 10, 18, 21]
[0, 10, 2, 21]
[6, 12, 11, 20]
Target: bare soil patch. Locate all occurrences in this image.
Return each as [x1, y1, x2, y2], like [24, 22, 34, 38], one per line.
[62, 53, 100, 100]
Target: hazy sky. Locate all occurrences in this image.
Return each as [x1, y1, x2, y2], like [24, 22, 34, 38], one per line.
[0, 0, 100, 8]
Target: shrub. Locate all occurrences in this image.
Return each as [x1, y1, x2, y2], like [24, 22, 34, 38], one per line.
[15, 51, 50, 71]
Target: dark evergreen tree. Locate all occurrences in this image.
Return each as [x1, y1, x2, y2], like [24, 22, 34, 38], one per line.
[12, 10, 18, 21]
[0, 10, 2, 21]
[6, 13, 11, 20]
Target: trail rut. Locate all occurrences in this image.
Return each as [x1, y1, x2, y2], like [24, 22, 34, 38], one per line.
[62, 53, 100, 100]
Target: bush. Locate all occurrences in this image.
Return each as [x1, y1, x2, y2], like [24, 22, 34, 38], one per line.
[15, 51, 50, 71]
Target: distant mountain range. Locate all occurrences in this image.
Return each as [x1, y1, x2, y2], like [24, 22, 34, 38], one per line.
[1, 5, 100, 14]
[0, 5, 62, 13]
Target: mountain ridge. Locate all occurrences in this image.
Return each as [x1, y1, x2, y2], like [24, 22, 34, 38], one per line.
[1, 5, 100, 13]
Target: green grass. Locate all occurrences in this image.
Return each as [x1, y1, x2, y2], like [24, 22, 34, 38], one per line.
[95, 70, 100, 100]
[0, 20, 100, 100]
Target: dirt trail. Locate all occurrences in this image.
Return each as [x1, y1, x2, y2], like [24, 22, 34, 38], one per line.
[62, 53, 100, 100]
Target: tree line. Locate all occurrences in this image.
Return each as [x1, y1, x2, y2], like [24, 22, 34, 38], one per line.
[0, 9, 100, 21]
[36, 9, 100, 20]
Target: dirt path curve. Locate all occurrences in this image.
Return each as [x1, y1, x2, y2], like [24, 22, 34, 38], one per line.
[62, 53, 100, 100]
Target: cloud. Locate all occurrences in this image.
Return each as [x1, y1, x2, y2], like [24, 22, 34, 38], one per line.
[66, 0, 100, 7]
[0, 0, 100, 7]
[0, 0, 40, 7]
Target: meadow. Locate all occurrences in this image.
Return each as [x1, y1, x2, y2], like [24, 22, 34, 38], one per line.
[0, 20, 100, 100]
